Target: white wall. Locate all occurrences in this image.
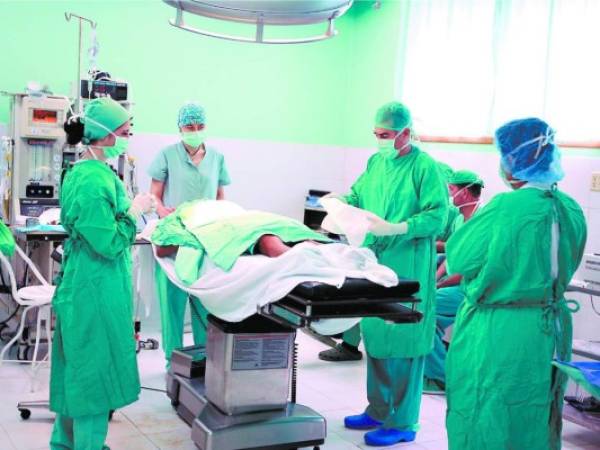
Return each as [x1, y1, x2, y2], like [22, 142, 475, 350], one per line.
[129, 133, 349, 221]
[130, 133, 600, 248]
[130, 134, 600, 340]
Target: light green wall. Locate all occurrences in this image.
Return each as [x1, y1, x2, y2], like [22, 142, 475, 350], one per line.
[0, 0, 408, 147]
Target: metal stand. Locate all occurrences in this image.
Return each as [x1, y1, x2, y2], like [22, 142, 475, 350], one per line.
[165, 279, 422, 449]
[64, 12, 97, 114]
[17, 399, 48, 420]
[167, 325, 325, 450]
[563, 404, 600, 432]
[167, 374, 325, 450]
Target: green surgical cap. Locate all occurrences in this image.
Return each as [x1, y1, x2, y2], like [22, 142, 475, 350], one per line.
[82, 97, 130, 144]
[437, 162, 454, 181]
[448, 170, 484, 187]
[374, 101, 412, 131]
[178, 102, 206, 127]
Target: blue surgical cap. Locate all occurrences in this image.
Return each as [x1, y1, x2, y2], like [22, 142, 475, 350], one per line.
[178, 102, 206, 128]
[494, 117, 564, 184]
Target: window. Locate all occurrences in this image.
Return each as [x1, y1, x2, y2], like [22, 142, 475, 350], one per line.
[398, 0, 600, 144]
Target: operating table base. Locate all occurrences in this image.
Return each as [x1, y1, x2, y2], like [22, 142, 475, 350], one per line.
[167, 373, 325, 450]
[192, 400, 325, 450]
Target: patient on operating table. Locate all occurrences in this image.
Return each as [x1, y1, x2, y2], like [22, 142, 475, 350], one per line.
[150, 200, 331, 274]
[156, 234, 293, 258]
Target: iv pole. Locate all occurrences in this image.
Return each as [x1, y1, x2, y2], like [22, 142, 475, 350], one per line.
[64, 13, 97, 115]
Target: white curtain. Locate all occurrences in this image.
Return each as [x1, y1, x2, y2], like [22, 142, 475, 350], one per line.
[399, 0, 600, 142]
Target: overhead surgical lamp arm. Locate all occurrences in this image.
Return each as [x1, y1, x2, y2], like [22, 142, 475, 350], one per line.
[168, 7, 339, 44]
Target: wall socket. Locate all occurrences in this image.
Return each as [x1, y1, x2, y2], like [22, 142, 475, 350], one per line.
[592, 172, 600, 192]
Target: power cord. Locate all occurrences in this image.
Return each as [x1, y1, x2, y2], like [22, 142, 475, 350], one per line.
[141, 386, 166, 393]
[591, 295, 600, 316]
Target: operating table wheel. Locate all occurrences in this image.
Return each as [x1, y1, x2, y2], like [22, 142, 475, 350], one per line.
[19, 408, 31, 420]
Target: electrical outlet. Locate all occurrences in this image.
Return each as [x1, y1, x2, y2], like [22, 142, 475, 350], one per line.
[592, 172, 600, 192]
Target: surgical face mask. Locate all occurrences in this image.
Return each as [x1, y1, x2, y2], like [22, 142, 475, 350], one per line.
[377, 129, 410, 159]
[377, 139, 398, 159]
[81, 114, 130, 160]
[450, 183, 473, 204]
[102, 136, 129, 158]
[451, 185, 468, 199]
[450, 184, 480, 210]
[458, 200, 480, 210]
[181, 131, 205, 148]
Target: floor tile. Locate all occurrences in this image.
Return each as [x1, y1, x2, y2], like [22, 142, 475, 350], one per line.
[122, 389, 189, 436]
[0, 425, 16, 450]
[299, 431, 361, 449]
[562, 420, 600, 448]
[105, 434, 158, 450]
[3, 327, 600, 450]
[107, 412, 145, 440]
[2, 418, 53, 450]
[145, 430, 197, 450]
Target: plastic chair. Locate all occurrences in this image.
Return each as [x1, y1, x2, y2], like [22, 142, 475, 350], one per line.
[0, 245, 55, 379]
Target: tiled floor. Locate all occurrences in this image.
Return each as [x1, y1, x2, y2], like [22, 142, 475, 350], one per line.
[1, 332, 599, 450]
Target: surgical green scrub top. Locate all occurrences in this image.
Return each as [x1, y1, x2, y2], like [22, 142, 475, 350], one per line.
[346, 147, 448, 359]
[147, 142, 231, 207]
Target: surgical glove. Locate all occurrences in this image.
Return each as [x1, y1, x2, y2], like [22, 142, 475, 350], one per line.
[367, 216, 408, 236]
[129, 193, 156, 217]
[320, 192, 347, 204]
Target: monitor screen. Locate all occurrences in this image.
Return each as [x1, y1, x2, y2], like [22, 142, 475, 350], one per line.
[31, 109, 58, 124]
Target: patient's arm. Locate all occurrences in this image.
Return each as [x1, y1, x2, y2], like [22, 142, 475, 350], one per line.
[155, 235, 292, 259]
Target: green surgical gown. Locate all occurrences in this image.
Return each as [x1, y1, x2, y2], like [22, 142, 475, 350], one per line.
[437, 205, 460, 242]
[445, 187, 587, 450]
[346, 147, 448, 359]
[0, 220, 15, 257]
[50, 160, 140, 418]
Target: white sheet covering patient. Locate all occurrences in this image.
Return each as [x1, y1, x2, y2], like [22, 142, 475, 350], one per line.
[145, 200, 399, 333]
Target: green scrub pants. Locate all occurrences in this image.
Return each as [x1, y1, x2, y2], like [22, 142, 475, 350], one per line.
[50, 413, 109, 450]
[342, 324, 361, 347]
[365, 354, 425, 430]
[155, 263, 208, 367]
[424, 286, 464, 383]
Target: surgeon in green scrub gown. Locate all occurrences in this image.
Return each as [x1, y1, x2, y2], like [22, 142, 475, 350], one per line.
[148, 102, 231, 367]
[445, 118, 587, 450]
[50, 98, 155, 449]
[424, 170, 484, 394]
[341, 102, 448, 446]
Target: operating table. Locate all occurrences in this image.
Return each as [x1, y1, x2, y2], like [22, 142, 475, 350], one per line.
[165, 276, 422, 450]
